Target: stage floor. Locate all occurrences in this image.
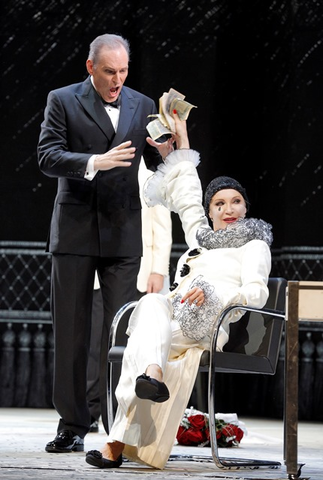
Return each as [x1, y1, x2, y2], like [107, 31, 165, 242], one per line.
[0, 408, 321, 479]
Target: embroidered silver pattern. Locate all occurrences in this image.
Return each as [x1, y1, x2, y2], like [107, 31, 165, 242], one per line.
[196, 217, 273, 250]
[172, 275, 223, 341]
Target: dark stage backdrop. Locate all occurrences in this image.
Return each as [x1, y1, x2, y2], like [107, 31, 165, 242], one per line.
[1, 0, 323, 247]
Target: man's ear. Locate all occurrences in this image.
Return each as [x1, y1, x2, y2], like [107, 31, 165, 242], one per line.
[86, 59, 93, 75]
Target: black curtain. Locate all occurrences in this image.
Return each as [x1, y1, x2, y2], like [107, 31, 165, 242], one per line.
[1, 0, 323, 247]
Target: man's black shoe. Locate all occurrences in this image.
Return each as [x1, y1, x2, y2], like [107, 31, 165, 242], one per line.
[89, 420, 99, 433]
[45, 430, 84, 453]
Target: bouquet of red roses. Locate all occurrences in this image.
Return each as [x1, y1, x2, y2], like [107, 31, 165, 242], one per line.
[176, 408, 245, 448]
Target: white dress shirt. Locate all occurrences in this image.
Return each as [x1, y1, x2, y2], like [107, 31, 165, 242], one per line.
[85, 77, 120, 181]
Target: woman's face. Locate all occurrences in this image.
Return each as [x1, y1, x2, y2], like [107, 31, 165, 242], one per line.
[208, 188, 247, 232]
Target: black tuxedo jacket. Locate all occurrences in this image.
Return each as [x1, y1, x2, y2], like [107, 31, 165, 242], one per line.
[38, 77, 162, 257]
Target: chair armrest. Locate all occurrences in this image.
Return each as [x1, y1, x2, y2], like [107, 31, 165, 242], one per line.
[108, 301, 138, 353]
[210, 305, 285, 374]
[108, 346, 126, 362]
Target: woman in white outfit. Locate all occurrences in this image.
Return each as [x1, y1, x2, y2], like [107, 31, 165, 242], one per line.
[85, 114, 273, 470]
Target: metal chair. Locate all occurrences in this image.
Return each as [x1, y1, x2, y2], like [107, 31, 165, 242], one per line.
[107, 300, 138, 429]
[107, 277, 287, 470]
[205, 276, 286, 469]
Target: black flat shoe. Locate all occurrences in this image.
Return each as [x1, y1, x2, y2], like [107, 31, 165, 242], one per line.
[45, 430, 84, 453]
[135, 373, 170, 403]
[85, 450, 122, 468]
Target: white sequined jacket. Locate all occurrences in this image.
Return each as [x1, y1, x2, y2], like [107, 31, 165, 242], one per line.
[144, 149, 272, 348]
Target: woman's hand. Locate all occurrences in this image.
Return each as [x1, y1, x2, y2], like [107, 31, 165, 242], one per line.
[181, 287, 205, 306]
[172, 110, 190, 149]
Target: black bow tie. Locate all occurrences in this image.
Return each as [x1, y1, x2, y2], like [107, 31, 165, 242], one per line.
[101, 97, 120, 108]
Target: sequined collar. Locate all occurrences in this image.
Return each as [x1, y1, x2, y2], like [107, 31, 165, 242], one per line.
[196, 218, 273, 250]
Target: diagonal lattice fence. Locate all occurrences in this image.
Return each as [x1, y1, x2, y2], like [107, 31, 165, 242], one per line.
[1, 242, 323, 317]
[0, 241, 323, 416]
[0, 242, 51, 315]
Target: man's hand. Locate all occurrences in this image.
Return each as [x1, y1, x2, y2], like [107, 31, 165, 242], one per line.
[146, 136, 174, 160]
[94, 141, 136, 171]
[146, 273, 164, 293]
[146, 111, 189, 157]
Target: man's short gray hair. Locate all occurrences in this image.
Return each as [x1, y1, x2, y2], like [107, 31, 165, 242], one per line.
[88, 33, 130, 65]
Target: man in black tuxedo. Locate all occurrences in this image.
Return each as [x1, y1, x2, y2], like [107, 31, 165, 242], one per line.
[38, 33, 163, 453]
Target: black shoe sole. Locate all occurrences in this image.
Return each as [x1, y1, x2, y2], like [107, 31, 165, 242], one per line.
[135, 374, 169, 403]
[45, 444, 84, 453]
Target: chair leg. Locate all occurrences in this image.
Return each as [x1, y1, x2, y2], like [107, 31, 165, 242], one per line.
[208, 334, 281, 469]
[108, 361, 115, 431]
[107, 301, 138, 431]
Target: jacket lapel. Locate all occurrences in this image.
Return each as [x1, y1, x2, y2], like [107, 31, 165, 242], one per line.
[76, 78, 115, 142]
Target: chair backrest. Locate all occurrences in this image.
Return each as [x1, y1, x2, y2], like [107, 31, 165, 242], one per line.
[200, 277, 287, 375]
[109, 278, 287, 377]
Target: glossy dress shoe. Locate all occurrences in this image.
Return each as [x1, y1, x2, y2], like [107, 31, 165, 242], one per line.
[135, 373, 170, 403]
[89, 420, 99, 433]
[45, 430, 84, 453]
[85, 450, 122, 468]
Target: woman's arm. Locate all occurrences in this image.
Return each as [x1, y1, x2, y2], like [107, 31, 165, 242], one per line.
[144, 115, 209, 247]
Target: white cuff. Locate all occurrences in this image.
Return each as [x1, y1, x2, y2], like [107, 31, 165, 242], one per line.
[144, 149, 200, 207]
[84, 155, 98, 181]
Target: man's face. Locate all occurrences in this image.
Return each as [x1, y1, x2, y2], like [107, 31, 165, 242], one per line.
[86, 45, 129, 102]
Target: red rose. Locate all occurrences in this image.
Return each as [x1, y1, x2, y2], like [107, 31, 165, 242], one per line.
[221, 424, 244, 446]
[176, 425, 206, 445]
[216, 429, 222, 440]
[177, 411, 243, 448]
[188, 414, 206, 430]
[233, 425, 244, 443]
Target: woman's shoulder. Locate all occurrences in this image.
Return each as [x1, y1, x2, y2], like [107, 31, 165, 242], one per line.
[242, 238, 272, 253]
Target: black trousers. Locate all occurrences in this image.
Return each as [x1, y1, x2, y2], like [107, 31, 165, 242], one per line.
[86, 287, 145, 426]
[51, 253, 140, 438]
[86, 288, 104, 424]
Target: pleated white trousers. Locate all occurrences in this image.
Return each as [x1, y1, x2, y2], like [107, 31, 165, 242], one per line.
[107, 293, 205, 469]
